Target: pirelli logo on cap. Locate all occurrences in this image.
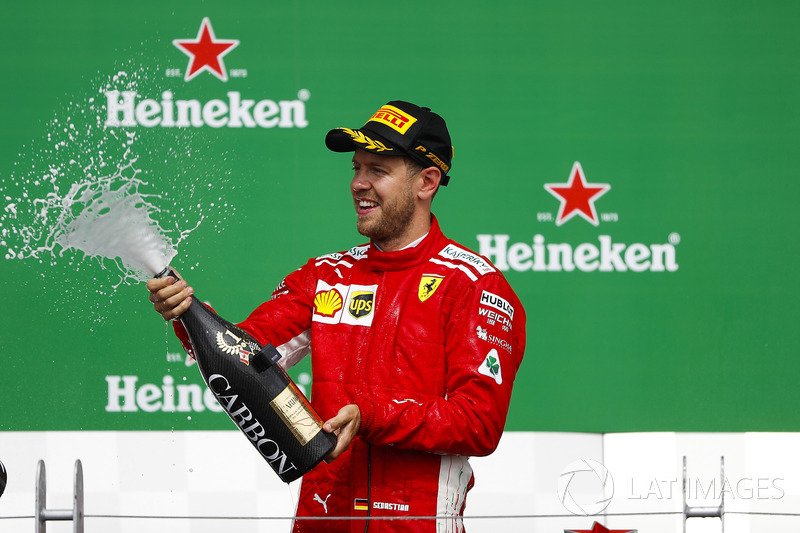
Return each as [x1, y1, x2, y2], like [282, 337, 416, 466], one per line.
[368, 105, 417, 134]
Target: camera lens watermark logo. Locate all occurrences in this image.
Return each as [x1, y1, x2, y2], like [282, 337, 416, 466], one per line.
[558, 459, 614, 515]
[0, 459, 7, 498]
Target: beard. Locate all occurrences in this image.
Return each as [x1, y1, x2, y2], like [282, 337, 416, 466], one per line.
[356, 183, 416, 245]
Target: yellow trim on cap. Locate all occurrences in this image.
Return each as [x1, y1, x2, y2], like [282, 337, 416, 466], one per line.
[341, 128, 391, 152]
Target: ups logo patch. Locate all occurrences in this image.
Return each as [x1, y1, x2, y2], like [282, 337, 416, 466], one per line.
[348, 291, 374, 319]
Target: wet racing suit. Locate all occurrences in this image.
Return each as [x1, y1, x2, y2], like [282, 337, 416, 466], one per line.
[176, 216, 526, 532]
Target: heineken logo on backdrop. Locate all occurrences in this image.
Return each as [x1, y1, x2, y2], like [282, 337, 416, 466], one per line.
[477, 161, 681, 273]
[103, 17, 309, 128]
[172, 17, 240, 82]
[544, 162, 610, 227]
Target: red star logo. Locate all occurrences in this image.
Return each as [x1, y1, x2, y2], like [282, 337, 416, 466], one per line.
[545, 162, 610, 226]
[565, 521, 637, 533]
[172, 17, 239, 82]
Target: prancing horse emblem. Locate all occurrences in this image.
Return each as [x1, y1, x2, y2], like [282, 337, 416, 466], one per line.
[418, 274, 444, 302]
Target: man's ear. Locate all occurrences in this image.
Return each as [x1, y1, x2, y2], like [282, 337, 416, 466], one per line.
[417, 167, 441, 201]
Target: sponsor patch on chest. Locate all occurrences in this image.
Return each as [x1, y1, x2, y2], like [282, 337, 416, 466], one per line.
[438, 244, 496, 275]
[479, 290, 515, 320]
[313, 281, 378, 326]
[479, 348, 503, 385]
[418, 274, 444, 302]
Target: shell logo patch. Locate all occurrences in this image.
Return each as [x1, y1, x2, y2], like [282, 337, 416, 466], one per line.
[314, 288, 343, 317]
[313, 281, 379, 326]
[367, 104, 417, 134]
[418, 274, 444, 302]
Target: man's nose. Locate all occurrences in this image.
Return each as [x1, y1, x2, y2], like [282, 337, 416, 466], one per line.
[351, 171, 370, 192]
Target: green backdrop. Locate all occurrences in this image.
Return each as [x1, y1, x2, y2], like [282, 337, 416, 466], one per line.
[1, 1, 798, 433]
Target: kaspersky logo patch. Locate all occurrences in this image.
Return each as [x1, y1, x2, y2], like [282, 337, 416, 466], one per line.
[368, 105, 417, 134]
[479, 348, 503, 385]
[544, 162, 610, 226]
[173, 17, 240, 82]
[418, 274, 444, 302]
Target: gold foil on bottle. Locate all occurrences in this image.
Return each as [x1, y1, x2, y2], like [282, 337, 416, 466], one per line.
[270, 383, 322, 445]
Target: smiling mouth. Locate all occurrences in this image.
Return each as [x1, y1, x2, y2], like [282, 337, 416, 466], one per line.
[356, 198, 380, 214]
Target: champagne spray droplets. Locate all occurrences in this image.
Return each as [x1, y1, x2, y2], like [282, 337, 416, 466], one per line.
[32, 151, 193, 281]
[1, 64, 235, 290]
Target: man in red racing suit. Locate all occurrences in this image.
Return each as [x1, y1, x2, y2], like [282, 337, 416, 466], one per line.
[149, 100, 526, 532]
[239, 215, 525, 532]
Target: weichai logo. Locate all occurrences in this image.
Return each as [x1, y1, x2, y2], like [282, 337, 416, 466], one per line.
[477, 161, 680, 273]
[368, 105, 417, 134]
[104, 17, 309, 129]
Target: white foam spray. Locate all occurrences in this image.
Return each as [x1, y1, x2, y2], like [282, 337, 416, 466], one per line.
[2, 133, 199, 286]
[37, 154, 195, 281]
[1, 65, 234, 292]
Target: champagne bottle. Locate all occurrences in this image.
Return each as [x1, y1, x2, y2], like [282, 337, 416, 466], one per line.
[155, 267, 336, 483]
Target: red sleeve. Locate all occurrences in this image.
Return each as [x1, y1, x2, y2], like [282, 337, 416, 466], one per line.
[172, 260, 317, 369]
[235, 261, 316, 369]
[356, 274, 526, 457]
[172, 319, 195, 358]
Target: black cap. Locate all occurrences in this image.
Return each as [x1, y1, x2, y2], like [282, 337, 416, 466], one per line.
[325, 100, 453, 186]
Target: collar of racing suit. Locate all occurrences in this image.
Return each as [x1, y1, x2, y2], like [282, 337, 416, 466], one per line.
[366, 214, 445, 272]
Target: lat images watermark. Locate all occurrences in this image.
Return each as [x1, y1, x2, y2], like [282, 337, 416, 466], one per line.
[627, 476, 785, 501]
[558, 459, 614, 516]
[558, 460, 785, 516]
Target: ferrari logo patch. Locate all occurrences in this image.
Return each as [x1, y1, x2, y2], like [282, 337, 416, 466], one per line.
[418, 275, 444, 302]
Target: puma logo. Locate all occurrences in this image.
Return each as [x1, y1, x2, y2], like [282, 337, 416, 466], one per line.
[313, 493, 331, 514]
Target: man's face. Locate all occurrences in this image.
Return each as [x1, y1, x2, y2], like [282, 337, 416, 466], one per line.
[350, 149, 418, 248]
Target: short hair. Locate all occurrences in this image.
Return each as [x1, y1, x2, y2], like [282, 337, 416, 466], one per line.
[404, 157, 440, 199]
[403, 157, 425, 178]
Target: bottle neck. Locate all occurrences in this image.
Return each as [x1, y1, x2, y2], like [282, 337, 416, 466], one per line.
[154, 266, 175, 279]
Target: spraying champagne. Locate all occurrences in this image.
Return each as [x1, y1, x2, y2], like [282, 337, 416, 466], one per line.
[154, 267, 335, 483]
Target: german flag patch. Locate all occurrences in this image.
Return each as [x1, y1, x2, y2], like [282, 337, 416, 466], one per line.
[354, 498, 369, 511]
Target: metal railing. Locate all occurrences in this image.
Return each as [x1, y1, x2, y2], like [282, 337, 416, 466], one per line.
[35, 460, 84, 533]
